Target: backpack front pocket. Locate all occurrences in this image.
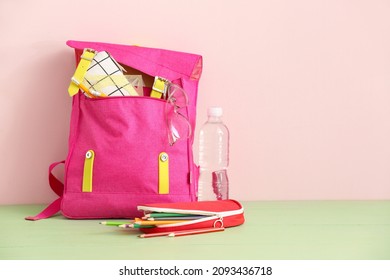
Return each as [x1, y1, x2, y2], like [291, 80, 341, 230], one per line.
[62, 95, 194, 218]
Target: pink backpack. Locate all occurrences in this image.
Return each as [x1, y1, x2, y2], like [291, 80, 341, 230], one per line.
[26, 40, 203, 220]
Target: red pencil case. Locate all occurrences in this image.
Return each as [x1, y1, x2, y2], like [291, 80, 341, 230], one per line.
[137, 199, 245, 233]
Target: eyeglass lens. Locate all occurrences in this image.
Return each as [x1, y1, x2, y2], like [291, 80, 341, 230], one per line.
[165, 84, 191, 145]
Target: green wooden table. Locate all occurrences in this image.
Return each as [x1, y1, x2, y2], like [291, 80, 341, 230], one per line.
[0, 201, 389, 260]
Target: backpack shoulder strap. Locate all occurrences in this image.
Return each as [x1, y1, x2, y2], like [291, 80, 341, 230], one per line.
[25, 198, 62, 221]
[25, 161, 65, 221]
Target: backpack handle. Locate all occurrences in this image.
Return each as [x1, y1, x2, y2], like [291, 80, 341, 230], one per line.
[48, 160, 65, 196]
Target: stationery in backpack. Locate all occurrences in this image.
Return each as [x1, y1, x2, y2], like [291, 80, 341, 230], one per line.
[82, 51, 139, 97]
[136, 200, 245, 234]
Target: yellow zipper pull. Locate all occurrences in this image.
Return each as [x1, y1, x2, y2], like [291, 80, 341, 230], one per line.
[82, 150, 95, 192]
[158, 152, 169, 194]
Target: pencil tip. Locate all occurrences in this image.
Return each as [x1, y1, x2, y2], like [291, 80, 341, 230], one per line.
[118, 224, 125, 228]
[139, 235, 145, 238]
[168, 233, 175, 237]
[100, 221, 106, 225]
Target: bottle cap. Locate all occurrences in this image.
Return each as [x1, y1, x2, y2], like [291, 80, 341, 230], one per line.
[207, 106, 223, 117]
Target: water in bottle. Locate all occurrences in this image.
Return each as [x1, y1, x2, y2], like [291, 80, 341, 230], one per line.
[198, 106, 229, 201]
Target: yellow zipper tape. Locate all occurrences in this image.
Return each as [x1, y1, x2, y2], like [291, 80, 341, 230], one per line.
[82, 150, 95, 192]
[158, 152, 169, 194]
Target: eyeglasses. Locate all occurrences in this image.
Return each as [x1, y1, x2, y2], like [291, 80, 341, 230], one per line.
[165, 83, 191, 146]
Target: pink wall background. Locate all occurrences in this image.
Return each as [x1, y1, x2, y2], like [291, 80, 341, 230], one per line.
[1, 0, 390, 205]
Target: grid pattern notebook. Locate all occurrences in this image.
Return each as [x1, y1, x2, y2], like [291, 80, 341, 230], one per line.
[83, 51, 138, 97]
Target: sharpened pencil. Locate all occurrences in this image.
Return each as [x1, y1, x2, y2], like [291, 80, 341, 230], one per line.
[168, 227, 225, 237]
[100, 218, 142, 226]
[118, 223, 155, 229]
[139, 227, 225, 238]
[100, 221, 128, 226]
[134, 220, 191, 226]
[139, 232, 171, 238]
[145, 212, 205, 218]
[146, 215, 207, 221]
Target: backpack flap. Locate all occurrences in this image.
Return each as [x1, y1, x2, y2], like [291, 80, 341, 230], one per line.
[66, 40, 202, 128]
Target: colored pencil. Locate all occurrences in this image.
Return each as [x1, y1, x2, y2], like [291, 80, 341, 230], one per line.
[146, 215, 207, 221]
[100, 218, 141, 226]
[139, 227, 225, 238]
[134, 220, 191, 226]
[168, 227, 225, 237]
[145, 212, 205, 218]
[100, 221, 128, 226]
[118, 223, 155, 229]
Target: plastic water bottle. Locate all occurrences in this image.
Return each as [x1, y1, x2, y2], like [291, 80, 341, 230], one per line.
[198, 106, 229, 201]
